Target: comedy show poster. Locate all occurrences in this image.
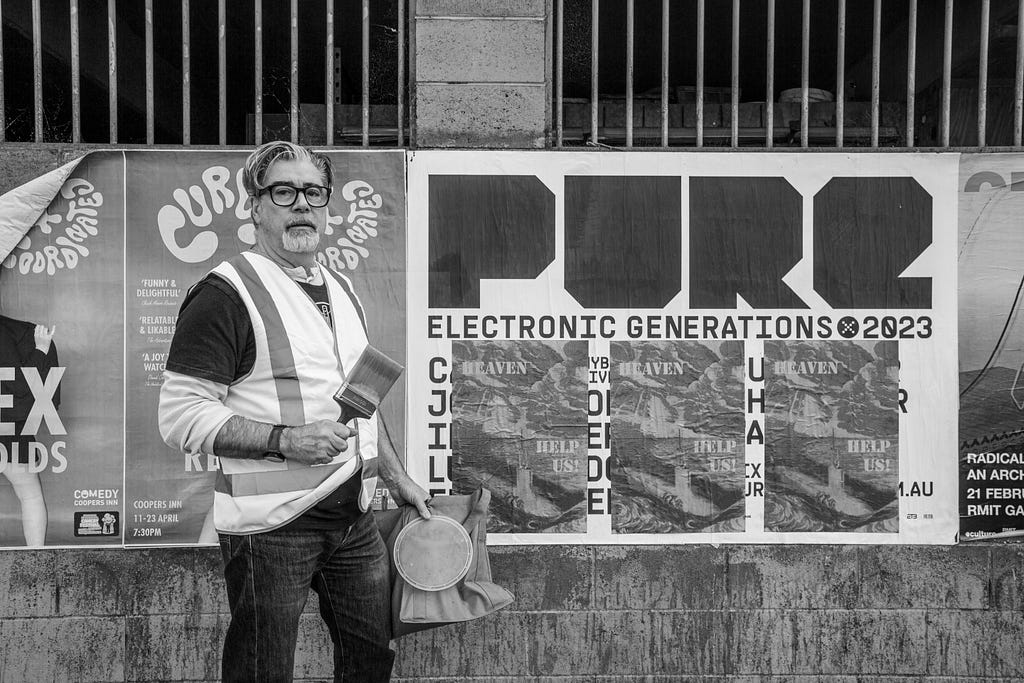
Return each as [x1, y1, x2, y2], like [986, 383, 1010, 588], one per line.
[406, 151, 959, 545]
[124, 150, 406, 546]
[0, 152, 125, 548]
[958, 154, 1024, 540]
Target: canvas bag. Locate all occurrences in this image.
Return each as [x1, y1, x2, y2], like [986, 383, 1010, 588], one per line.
[375, 487, 515, 639]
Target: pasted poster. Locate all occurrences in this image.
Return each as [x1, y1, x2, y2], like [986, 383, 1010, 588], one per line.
[764, 340, 900, 534]
[123, 150, 407, 546]
[609, 340, 746, 534]
[958, 154, 1024, 540]
[0, 152, 126, 547]
[407, 151, 959, 544]
[450, 340, 588, 533]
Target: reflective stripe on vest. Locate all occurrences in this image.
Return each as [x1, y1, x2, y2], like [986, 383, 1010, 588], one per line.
[319, 263, 380, 510]
[214, 455, 377, 497]
[209, 252, 379, 532]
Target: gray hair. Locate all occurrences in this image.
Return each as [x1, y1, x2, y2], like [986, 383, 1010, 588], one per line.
[241, 141, 333, 196]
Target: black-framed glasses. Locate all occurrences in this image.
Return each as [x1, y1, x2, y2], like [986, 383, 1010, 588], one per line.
[259, 184, 332, 208]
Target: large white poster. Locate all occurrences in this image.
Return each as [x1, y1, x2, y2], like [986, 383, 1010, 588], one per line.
[406, 152, 959, 545]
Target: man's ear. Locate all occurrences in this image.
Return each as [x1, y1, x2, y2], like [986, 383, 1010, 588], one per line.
[248, 194, 262, 225]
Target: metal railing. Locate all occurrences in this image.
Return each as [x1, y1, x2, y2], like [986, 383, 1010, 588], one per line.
[554, 0, 1024, 149]
[0, 0, 407, 146]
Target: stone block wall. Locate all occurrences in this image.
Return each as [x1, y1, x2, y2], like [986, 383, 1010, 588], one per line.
[0, 132, 1016, 681]
[1, 543, 1023, 680]
[412, 0, 550, 148]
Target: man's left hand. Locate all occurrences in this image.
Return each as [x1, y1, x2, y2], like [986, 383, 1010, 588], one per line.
[389, 477, 431, 519]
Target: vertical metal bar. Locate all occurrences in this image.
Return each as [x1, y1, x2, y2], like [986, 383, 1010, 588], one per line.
[326, 0, 334, 146]
[941, 0, 953, 147]
[766, 0, 774, 148]
[0, 0, 5, 141]
[978, 0, 990, 147]
[255, 0, 262, 145]
[398, 0, 405, 146]
[71, 0, 81, 142]
[731, 0, 739, 147]
[219, 0, 227, 145]
[626, 0, 634, 147]
[32, 0, 42, 141]
[800, 0, 809, 147]
[1016, 0, 1024, 146]
[108, 0, 117, 143]
[906, 0, 916, 146]
[836, 0, 845, 147]
[182, 0, 190, 145]
[146, 0, 154, 144]
[556, 0, 564, 146]
[591, 0, 599, 143]
[697, 0, 704, 147]
[871, 0, 881, 147]
[291, 0, 299, 144]
[661, 0, 669, 146]
[362, 0, 370, 147]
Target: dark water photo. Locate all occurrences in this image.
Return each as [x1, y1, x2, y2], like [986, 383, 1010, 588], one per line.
[609, 340, 746, 534]
[451, 340, 588, 533]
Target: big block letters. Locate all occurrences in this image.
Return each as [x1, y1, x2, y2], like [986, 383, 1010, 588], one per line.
[428, 175, 933, 310]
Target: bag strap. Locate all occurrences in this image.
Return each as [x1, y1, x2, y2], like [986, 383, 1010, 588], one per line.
[460, 487, 489, 532]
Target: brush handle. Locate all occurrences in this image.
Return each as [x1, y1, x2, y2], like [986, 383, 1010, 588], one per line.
[338, 403, 361, 424]
[335, 388, 375, 424]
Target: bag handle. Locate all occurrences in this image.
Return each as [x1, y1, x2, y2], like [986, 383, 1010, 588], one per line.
[459, 487, 489, 533]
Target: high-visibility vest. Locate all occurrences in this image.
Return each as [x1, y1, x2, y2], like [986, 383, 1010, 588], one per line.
[210, 251, 379, 534]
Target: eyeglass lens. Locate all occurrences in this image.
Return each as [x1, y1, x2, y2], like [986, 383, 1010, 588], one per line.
[268, 185, 330, 207]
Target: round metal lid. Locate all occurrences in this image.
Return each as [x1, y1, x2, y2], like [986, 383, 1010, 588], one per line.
[393, 515, 474, 592]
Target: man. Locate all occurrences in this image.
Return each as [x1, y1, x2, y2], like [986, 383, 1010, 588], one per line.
[159, 141, 429, 682]
[0, 314, 57, 546]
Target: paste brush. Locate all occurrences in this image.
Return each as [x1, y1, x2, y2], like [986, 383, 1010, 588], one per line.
[333, 345, 405, 423]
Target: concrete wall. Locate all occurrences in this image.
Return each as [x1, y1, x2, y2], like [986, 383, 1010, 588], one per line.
[0, 146, 79, 194]
[1, 543, 1023, 680]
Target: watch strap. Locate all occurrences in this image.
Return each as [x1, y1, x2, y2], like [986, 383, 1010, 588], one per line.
[264, 424, 287, 462]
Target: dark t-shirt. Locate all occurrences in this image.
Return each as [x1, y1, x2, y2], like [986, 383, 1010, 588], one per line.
[166, 273, 361, 531]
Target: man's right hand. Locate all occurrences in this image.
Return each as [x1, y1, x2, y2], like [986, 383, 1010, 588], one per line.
[279, 420, 355, 466]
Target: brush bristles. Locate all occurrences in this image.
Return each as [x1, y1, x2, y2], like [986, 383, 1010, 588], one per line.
[343, 345, 404, 405]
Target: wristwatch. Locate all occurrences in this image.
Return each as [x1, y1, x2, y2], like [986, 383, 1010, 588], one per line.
[264, 424, 287, 462]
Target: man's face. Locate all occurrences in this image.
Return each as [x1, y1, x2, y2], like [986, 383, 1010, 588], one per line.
[250, 157, 329, 260]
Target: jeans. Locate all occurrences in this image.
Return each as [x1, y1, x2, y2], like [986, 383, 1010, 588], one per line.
[218, 510, 394, 682]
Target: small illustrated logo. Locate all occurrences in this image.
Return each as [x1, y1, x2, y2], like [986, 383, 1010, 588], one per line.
[837, 316, 859, 338]
[74, 511, 119, 537]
